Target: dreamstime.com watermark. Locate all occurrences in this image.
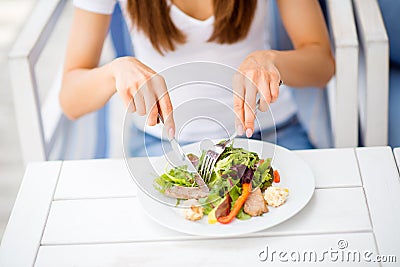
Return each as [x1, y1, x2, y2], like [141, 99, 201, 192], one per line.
[258, 239, 397, 263]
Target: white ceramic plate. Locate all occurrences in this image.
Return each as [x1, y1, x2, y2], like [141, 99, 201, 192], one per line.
[137, 139, 315, 237]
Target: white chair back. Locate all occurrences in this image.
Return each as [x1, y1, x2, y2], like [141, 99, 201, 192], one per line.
[9, 0, 104, 166]
[353, 0, 389, 146]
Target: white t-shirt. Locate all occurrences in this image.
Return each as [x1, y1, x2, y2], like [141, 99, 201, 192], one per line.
[73, 0, 297, 142]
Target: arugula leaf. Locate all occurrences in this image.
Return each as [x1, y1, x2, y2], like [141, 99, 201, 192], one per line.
[198, 194, 222, 215]
[154, 165, 197, 193]
[253, 158, 273, 190]
[236, 207, 252, 220]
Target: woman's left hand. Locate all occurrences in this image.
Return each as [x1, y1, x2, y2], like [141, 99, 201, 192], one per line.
[233, 50, 281, 138]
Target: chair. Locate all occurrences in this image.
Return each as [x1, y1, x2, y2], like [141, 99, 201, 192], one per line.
[353, 0, 389, 146]
[374, 0, 400, 147]
[8, 0, 129, 166]
[9, 0, 69, 165]
[9, 0, 360, 166]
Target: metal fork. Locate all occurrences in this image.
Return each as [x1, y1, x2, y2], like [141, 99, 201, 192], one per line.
[199, 131, 237, 182]
[198, 82, 283, 181]
[199, 99, 262, 181]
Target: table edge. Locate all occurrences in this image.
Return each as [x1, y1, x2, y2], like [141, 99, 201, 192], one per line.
[0, 161, 62, 267]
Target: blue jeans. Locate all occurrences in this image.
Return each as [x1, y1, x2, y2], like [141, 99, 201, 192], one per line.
[252, 115, 314, 150]
[128, 115, 313, 157]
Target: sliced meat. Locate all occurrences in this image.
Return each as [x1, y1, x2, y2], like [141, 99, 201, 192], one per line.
[244, 188, 269, 216]
[193, 174, 209, 193]
[164, 185, 209, 199]
[186, 153, 199, 167]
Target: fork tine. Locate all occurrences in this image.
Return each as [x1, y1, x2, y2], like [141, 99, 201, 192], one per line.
[206, 157, 217, 180]
[200, 153, 211, 178]
[199, 152, 207, 175]
[200, 154, 209, 177]
[204, 153, 213, 173]
[204, 154, 216, 180]
[199, 158, 204, 176]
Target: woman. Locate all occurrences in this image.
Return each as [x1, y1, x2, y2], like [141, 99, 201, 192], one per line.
[60, 0, 335, 154]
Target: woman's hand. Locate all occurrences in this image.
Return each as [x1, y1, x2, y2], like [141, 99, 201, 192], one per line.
[110, 57, 175, 138]
[233, 50, 281, 138]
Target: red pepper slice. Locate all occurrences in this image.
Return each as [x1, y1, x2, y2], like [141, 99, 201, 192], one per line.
[217, 183, 251, 224]
[273, 170, 280, 183]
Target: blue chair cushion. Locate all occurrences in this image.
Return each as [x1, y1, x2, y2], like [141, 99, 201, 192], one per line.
[388, 66, 400, 147]
[378, 0, 400, 66]
[110, 2, 134, 57]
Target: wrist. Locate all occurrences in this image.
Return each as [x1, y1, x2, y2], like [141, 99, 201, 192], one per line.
[261, 50, 277, 65]
[244, 50, 278, 69]
[108, 57, 120, 81]
[104, 60, 118, 94]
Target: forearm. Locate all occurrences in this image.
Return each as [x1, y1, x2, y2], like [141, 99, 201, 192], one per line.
[270, 45, 335, 89]
[60, 63, 115, 120]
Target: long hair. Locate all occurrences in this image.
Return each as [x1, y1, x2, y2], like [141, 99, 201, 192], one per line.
[126, 0, 258, 55]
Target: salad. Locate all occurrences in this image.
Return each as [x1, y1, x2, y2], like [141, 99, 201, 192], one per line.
[154, 143, 288, 224]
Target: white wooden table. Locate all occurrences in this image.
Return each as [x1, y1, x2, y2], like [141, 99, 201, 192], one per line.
[1, 147, 399, 266]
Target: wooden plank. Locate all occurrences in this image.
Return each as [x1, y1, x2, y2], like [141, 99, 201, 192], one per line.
[295, 148, 361, 188]
[330, 46, 359, 148]
[356, 147, 400, 265]
[53, 158, 148, 200]
[36, 233, 379, 266]
[353, 0, 389, 146]
[0, 161, 62, 267]
[326, 0, 358, 48]
[54, 149, 362, 200]
[352, 0, 388, 43]
[42, 188, 371, 245]
[326, 0, 359, 147]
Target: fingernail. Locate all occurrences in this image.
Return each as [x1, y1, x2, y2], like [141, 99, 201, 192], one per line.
[237, 124, 244, 136]
[168, 128, 175, 140]
[246, 128, 253, 138]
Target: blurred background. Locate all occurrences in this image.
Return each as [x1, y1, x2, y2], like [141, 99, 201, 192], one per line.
[0, 0, 36, 239]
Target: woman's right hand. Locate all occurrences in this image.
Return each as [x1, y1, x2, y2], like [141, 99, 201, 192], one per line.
[109, 57, 175, 139]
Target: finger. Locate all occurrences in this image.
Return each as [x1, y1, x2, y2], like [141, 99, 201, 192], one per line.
[232, 72, 245, 135]
[257, 70, 271, 112]
[133, 82, 146, 116]
[244, 72, 257, 138]
[143, 83, 158, 126]
[153, 75, 175, 139]
[118, 89, 136, 113]
[269, 73, 280, 103]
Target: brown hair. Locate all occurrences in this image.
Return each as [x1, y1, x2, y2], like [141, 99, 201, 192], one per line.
[127, 0, 258, 55]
